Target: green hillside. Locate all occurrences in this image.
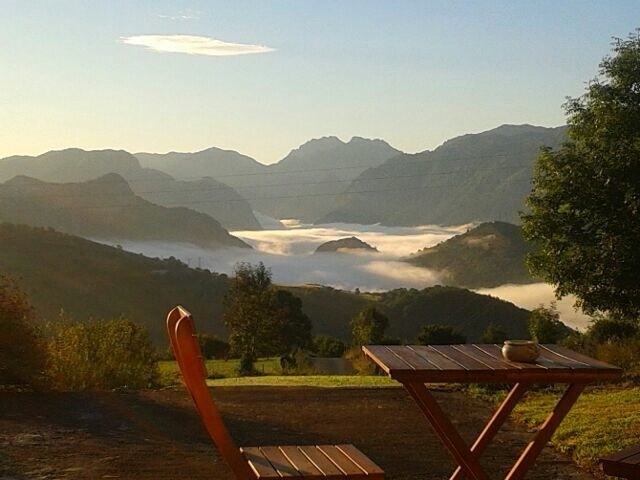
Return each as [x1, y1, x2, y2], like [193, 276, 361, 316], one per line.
[1, 224, 531, 346]
[406, 222, 536, 288]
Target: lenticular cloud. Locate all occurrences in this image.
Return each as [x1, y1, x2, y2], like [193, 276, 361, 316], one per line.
[121, 35, 275, 57]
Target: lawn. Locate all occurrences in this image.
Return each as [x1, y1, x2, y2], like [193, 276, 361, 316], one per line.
[207, 375, 398, 388]
[158, 357, 281, 383]
[484, 385, 640, 474]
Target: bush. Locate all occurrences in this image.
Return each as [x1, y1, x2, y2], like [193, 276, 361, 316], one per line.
[480, 323, 508, 344]
[0, 277, 47, 388]
[417, 324, 466, 345]
[312, 335, 346, 357]
[47, 316, 159, 390]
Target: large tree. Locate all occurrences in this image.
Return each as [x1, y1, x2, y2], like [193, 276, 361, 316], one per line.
[522, 31, 640, 320]
[350, 306, 389, 346]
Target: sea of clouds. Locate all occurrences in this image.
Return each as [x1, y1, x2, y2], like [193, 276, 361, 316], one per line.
[97, 221, 590, 330]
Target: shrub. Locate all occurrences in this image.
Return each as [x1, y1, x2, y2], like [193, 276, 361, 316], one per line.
[351, 306, 389, 346]
[197, 333, 230, 359]
[0, 276, 47, 388]
[47, 316, 159, 390]
[417, 324, 466, 345]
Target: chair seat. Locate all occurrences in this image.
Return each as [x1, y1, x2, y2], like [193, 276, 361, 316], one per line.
[600, 443, 640, 479]
[241, 444, 384, 479]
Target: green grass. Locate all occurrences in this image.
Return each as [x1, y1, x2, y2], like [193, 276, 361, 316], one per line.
[206, 375, 399, 388]
[158, 357, 281, 384]
[483, 385, 640, 473]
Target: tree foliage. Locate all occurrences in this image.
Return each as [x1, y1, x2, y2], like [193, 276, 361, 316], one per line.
[417, 324, 466, 345]
[197, 334, 230, 359]
[0, 276, 47, 387]
[480, 323, 508, 344]
[522, 31, 640, 319]
[223, 262, 311, 373]
[350, 306, 389, 346]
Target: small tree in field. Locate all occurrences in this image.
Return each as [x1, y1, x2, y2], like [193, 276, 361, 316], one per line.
[350, 306, 389, 346]
[0, 276, 47, 387]
[522, 31, 640, 321]
[417, 324, 466, 345]
[224, 262, 312, 374]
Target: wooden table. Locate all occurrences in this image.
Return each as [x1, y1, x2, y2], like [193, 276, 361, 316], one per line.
[363, 344, 621, 480]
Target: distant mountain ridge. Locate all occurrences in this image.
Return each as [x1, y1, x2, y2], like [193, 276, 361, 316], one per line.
[406, 221, 535, 288]
[136, 136, 402, 222]
[0, 174, 250, 249]
[0, 148, 261, 231]
[321, 124, 567, 226]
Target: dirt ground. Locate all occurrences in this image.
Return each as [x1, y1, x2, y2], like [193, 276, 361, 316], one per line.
[0, 386, 595, 480]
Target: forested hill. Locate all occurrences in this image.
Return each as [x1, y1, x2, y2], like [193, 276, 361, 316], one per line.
[406, 222, 536, 288]
[1, 224, 531, 346]
[321, 124, 567, 226]
[0, 175, 250, 249]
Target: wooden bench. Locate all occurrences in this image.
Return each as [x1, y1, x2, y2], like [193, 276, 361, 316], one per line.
[601, 444, 640, 479]
[167, 306, 385, 480]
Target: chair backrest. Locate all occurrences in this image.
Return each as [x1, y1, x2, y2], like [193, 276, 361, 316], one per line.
[167, 306, 253, 480]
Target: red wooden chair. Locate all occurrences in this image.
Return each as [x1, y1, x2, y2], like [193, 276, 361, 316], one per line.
[167, 306, 385, 480]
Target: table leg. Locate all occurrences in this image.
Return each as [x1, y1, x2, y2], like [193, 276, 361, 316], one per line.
[504, 383, 586, 480]
[404, 382, 489, 480]
[449, 382, 530, 480]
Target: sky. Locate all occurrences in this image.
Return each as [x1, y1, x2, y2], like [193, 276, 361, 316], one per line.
[2, 1, 639, 164]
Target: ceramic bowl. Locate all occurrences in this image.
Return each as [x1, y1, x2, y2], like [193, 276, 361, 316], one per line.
[502, 340, 540, 363]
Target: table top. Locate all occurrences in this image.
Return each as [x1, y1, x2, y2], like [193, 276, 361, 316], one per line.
[363, 344, 622, 383]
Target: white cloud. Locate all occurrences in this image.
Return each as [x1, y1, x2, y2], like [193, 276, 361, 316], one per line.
[121, 35, 275, 57]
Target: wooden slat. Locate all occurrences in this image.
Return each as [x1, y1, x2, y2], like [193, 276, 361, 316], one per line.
[541, 345, 620, 370]
[317, 445, 366, 476]
[362, 345, 414, 373]
[451, 345, 510, 370]
[429, 345, 491, 370]
[336, 444, 384, 476]
[298, 445, 346, 477]
[385, 346, 438, 370]
[536, 346, 592, 369]
[260, 446, 302, 477]
[278, 446, 326, 477]
[242, 447, 280, 478]
[409, 345, 465, 370]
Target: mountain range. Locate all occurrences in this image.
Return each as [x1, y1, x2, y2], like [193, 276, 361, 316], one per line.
[0, 149, 261, 231]
[321, 125, 567, 225]
[0, 124, 567, 230]
[137, 136, 401, 222]
[0, 174, 249, 249]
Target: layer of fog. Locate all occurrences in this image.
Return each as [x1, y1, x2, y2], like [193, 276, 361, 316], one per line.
[96, 221, 590, 330]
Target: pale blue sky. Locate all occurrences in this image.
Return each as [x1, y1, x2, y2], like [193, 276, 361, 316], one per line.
[1, 1, 639, 163]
